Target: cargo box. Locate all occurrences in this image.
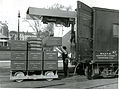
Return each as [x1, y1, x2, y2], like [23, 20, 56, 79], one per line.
[28, 48, 43, 51]
[27, 37, 42, 41]
[28, 44, 42, 48]
[11, 60, 26, 70]
[42, 37, 62, 46]
[92, 7, 119, 62]
[8, 40, 27, 50]
[0, 46, 10, 51]
[28, 60, 42, 70]
[76, 1, 119, 63]
[11, 51, 26, 60]
[0, 51, 11, 60]
[43, 61, 58, 70]
[44, 51, 58, 61]
[43, 47, 53, 51]
[28, 51, 43, 60]
[28, 41, 42, 44]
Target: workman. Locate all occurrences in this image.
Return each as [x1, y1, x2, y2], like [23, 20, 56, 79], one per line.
[61, 46, 69, 77]
[86, 60, 92, 79]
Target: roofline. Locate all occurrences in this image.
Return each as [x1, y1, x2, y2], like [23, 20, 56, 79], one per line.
[27, 7, 76, 19]
[93, 7, 119, 13]
[0, 39, 8, 42]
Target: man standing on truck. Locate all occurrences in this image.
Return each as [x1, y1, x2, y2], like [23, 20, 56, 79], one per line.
[61, 46, 69, 77]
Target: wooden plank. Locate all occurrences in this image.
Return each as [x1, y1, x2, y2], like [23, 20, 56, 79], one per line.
[27, 7, 76, 19]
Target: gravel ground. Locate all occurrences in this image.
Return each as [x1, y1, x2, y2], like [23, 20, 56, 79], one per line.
[0, 66, 118, 88]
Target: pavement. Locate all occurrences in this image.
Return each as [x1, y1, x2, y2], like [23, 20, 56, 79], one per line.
[0, 65, 118, 88]
[49, 77, 118, 88]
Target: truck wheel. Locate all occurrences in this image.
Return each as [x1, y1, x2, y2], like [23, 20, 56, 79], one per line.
[101, 68, 115, 78]
[14, 72, 24, 82]
[101, 68, 109, 78]
[45, 71, 54, 81]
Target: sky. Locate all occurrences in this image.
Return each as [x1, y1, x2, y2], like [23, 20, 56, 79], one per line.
[0, 0, 119, 35]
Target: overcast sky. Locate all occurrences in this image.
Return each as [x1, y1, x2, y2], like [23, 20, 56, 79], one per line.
[0, 0, 119, 33]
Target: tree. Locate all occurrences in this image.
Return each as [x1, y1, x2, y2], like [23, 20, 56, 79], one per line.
[23, 19, 43, 37]
[48, 3, 72, 11]
[43, 23, 54, 36]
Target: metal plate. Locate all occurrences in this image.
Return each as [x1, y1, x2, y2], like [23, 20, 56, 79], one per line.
[11, 51, 26, 60]
[44, 51, 58, 61]
[28, 51, 43, 60]
[28, 60, 42, 70]
[9, 40, 27, 51]
[11, 60, 26, 70]
[43, 61, 58, 70]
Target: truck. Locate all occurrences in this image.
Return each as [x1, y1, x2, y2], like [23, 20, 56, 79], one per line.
[26, 1, 119, 79]
[9, 37, 62, 82]
[75, 1, 119, 79]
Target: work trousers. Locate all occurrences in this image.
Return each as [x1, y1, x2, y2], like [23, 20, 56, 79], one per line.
[63, 59, 69, 77]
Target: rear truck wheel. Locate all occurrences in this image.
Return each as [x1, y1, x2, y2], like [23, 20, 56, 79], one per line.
[101, 68, 115, 78]
[14, 72, 24, 82]
[101, 68, 108, 78]
[45, 71, 54, 81]
[33, 74, 37, 80]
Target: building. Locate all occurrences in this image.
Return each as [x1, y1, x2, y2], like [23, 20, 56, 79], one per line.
[9, 31, 18, 40]
[9, 31, 36, 40]
[24, 32, 36, 40]
[0, 21, 9, 38]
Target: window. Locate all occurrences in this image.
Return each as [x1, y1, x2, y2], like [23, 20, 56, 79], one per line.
[4, 42, 8, 46]
[113, 24, 119, 37]
[0, 42, 3, 47]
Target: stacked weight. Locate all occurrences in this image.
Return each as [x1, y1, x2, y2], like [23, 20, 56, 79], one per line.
[9, 37, 59, 81]
[0, 45, 11, 61]
[27, 37, 43, 72]
[42, 37, 61, 74]
[10, 40, 27, 71]
[43, 51, 58, 71]
[42, 37, 62, 47]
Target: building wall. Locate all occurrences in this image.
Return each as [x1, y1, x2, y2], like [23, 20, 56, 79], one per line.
[0, 22, 9, 37]
[9, 31, 36, 40]
[9, 31, 17, 40]
[24, 35, 36, 40]
[62, 31, 71, 53]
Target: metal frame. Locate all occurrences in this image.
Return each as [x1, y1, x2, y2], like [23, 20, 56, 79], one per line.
[10, 70, 58, 81]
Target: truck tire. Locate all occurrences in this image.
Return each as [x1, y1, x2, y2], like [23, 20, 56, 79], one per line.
[45, 71, 54, 81]
[14, 72, 24, 82]
[101, 68, 115, 78]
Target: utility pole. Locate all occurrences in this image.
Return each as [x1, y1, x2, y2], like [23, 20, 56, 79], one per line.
[18, 11, 20, 40]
